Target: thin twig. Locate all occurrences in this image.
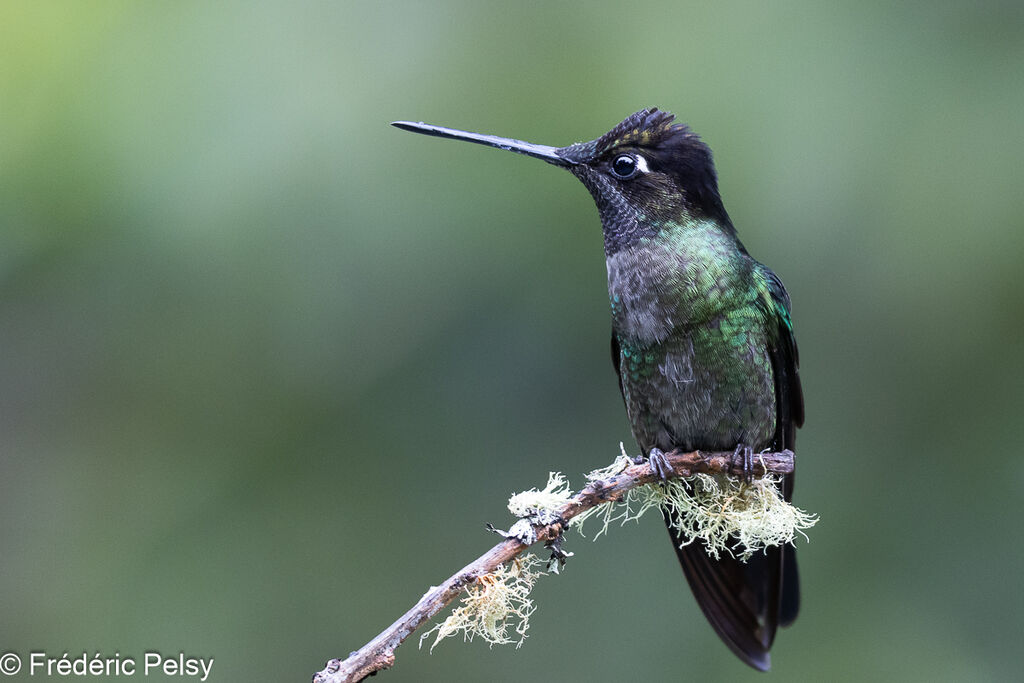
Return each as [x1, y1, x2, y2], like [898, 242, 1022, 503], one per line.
[311, 448, 794, 683]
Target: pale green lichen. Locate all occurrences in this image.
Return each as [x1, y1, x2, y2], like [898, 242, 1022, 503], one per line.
[420, 554, 544, 652]
[571, 483, 659, 540]
[575, 447, 817, 560]
[659, 472, 818, 561]
[581, 443, 634, 481]
[571, 445, 662, 539]
[506, 472, 573, 518]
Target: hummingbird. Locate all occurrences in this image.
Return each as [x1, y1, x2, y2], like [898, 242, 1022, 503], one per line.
[393, 109, 803, 671]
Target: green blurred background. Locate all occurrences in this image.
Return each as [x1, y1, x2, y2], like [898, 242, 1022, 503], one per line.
[2, 1, 1022, 681]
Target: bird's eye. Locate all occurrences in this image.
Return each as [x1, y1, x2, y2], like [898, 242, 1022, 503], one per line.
[611, 154, 639, 179]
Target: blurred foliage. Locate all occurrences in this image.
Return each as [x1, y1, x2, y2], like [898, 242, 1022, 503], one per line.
[2, 1, 1022, 681]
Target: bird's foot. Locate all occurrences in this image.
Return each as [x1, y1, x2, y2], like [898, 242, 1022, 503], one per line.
[635, 447, 673, 480]
[732, 444, 754, 484]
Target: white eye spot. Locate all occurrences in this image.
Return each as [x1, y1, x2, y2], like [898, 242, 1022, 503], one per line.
[634, 154, 650, 174]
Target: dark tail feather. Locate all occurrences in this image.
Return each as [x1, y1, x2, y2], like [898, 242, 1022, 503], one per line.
[779, 472, 800, 626]
[665, 512, 794, 672]
[780, 543, 800, 626]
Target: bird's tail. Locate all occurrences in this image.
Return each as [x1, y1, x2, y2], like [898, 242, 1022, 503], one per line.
[664, 509, 799, 671]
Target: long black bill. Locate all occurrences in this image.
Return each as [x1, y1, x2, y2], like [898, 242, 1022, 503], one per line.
[391, 121, 572, 166]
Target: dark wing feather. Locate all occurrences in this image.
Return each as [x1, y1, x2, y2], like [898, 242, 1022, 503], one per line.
[763, 269, 804, 626]
[611, 332, 624, 401]
[764, 270, 804, 456]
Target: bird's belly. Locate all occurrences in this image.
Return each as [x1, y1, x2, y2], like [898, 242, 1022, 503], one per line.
[618, 321, 776, 453]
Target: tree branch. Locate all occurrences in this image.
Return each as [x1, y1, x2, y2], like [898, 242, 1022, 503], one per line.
[311, 448, 794, 683]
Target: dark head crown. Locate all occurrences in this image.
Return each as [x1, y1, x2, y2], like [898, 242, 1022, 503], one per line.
[559, 109, 730, 228]
[559, 108, 679, 163]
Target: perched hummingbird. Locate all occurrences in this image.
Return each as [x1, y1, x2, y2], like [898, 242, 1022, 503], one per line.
[393, 109, 803, 671]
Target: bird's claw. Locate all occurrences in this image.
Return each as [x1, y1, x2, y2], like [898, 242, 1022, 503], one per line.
[732, 444, 754, 484]
[631, 448, 672, 479]
[648, 448, 673, 480]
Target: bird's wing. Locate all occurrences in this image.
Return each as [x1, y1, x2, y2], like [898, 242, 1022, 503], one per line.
[611, 332, 625, 401]
[762, 269, 804, 458]
[760, 268, 803, 626]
